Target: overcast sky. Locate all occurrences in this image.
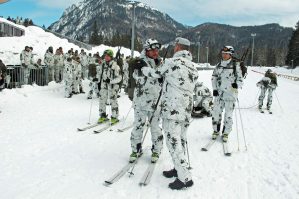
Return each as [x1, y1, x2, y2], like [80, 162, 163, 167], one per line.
[0, 0, 298, 28]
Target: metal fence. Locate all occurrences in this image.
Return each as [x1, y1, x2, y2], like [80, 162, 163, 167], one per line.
[5, 65, 49, 89]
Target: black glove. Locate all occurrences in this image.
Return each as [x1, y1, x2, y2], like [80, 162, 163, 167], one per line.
[104, 78, 110, 84]
[93, 78, 98, 82]
[134, 59, 147, 70]
[213, 90, 219, 97]
[158, 78, 163, 84]
[232, 83, 238, 89]
[22, 63, 27, 68]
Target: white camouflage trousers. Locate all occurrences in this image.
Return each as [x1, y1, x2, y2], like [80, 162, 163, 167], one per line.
[130, 109, 163, 153]
[163, 119, 191, 183]
[99, 85, 119, 118]
[23, 68, 30, 85]
[48, 67, 55, 82]
[87, 80, 99, 98]
[64, 77, 73, 97]
[258, 87, 274, 109]
[212, 97, 235, 134]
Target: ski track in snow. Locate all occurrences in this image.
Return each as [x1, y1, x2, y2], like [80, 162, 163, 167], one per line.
[1, 69, 299, 199]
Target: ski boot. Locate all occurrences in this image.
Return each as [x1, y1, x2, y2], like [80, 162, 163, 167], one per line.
[163, 168, 178, 178]
[212, 131, 219, 140]
[151, 152, 159, 163]
[98, 113, 108, 123]
[110, 117, 119, 125]
[169, 178, 194, 190]
[129, 151, 143, 163]
[222, 133, 229, 142]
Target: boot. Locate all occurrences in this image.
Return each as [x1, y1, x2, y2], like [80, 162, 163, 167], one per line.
[212, 131, 219, 140]
[98, 113, 108, 123]
[110, 117, 119, 125]
[169, 178, 193, 190]
[129, 151, 143, 163]
[163, 168, 178, 178]
[222, 133, 229, 142]
[151, 152, 159, 163]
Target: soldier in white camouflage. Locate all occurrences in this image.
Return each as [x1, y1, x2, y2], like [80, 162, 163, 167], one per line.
[20, 46, 33, 85]
[97, 49, 122, 124]
[128, 39, 163, 164]
[44, 46, 55, 82]
[141, 37, 198, 190]
[87, 58, 101, 99]
[192, 81, 213, 118]
[79, 49, 89, 80]
[257, 69, 277, 111]
[53, 48, 64, 82]
[71, 57, 82, 94]
[211, 46, 243, 142]
[63, 57, 73, 98]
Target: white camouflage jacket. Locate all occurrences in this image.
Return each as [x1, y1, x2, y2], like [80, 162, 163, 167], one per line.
[142, 50, 199, 122]
[212, 59, 243, 101]
[133, 51, 162, 112]
[96, 60, 121, 90]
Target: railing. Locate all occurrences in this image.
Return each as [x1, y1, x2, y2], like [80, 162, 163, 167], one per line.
[251, 69, 299, 81]
[5, 65, 49, 89]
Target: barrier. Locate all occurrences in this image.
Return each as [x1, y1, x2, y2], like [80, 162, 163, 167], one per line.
[251, 69, 299, 81]
[5, 65, 49, 88]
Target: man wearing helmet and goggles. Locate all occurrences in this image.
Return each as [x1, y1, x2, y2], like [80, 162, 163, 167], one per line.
[211, 46, 243, 142]
[129, 38, 164, 164]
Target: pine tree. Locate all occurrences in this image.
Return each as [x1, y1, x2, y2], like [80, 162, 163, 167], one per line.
[89, 21, 102, 45]
[286, 21, 299, 68]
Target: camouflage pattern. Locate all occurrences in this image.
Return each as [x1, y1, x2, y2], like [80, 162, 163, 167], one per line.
[87, 64, 101, 99]
[54, 54, 64, 82]
[130, 51, 163, 154]
[257, 76, 277, 109]
[80, 53, 89, 79]
[193, 82, 213, 114]
[97, 60, 121, 118]
[142, 50, 198, 183]
[20, 49, 33, 84]
[72, 59, 82, 93]
[44, 51, 55, 82]
[122, 59, 129, 88]
[63, 60, 73, 97]
[211, 59, 243, 134]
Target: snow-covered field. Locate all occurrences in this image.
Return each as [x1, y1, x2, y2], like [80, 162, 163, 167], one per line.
[1, 67, 299, 199]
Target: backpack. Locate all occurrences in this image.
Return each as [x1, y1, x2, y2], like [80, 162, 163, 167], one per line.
[232, 58, 248, 78]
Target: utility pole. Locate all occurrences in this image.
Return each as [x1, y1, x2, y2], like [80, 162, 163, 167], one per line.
[206, 46, 209, 67]
[129, 1, 137, 57]
[251, 33, 256, 67]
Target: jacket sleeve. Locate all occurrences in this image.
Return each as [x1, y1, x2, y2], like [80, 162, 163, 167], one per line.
[211, 67, 218, 91]
[110, 62, 122, 84]
[141, 59, 171, 78]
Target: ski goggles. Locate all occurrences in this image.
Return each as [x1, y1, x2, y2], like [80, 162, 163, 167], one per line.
[147, 43, 161, 50]
[221, 47, 234, 54]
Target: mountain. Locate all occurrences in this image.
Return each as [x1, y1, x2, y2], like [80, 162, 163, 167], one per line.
[48, 0, 186, 44]
[182, 23, 293, 65]
[49, 0, 294, 66]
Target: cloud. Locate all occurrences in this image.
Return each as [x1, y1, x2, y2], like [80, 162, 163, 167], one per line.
[138, 0, 299, 27]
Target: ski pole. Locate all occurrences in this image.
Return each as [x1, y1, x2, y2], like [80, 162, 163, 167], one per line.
[87, 95, 94, 124]
[274, 90, 283, 112]
[119, 105, 133, 130]
[186, 140, 192, 170]
[237, 99, 247, 151]
[107, 85, 112, 131]
[234, 108, 240, 151]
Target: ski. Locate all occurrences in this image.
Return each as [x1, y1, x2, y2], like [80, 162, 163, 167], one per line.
[77, 122, 102, 131]
[104, 162, 134, 186]
[201, 138, 217, 151]
[139, 163, 156, 186]
[117, 124, 133, 132]
[94, 121, 120, 134]
[222, 141, 231, 156]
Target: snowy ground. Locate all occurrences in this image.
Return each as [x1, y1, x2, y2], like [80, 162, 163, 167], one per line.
[1, 68, 299, 199]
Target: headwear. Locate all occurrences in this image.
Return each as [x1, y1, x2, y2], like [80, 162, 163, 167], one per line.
[221, 46, 234, 54]
[103, 49, 114, 58]
[196, 81, 203, 87]
[143, 38, 161, 50]
[175, 37, 191, 46]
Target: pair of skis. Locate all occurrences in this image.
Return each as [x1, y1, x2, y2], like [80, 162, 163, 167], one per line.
[201, 136, 231, 156]
[77, 122, 133, 133]
[104, 159, 157, 186]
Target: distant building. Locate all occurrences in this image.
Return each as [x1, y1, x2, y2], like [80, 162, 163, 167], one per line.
[0, 21, 25, 37]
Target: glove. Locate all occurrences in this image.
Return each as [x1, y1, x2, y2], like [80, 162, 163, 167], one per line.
[134, 59, 147, 70]
[232, 83, 238, 89]
[158, 77, 163, 84]
[104, 78, 110, 83]
[22, 63, 27, 68]
[93, 78, 98, 82]
[213, 90, 219, 97]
